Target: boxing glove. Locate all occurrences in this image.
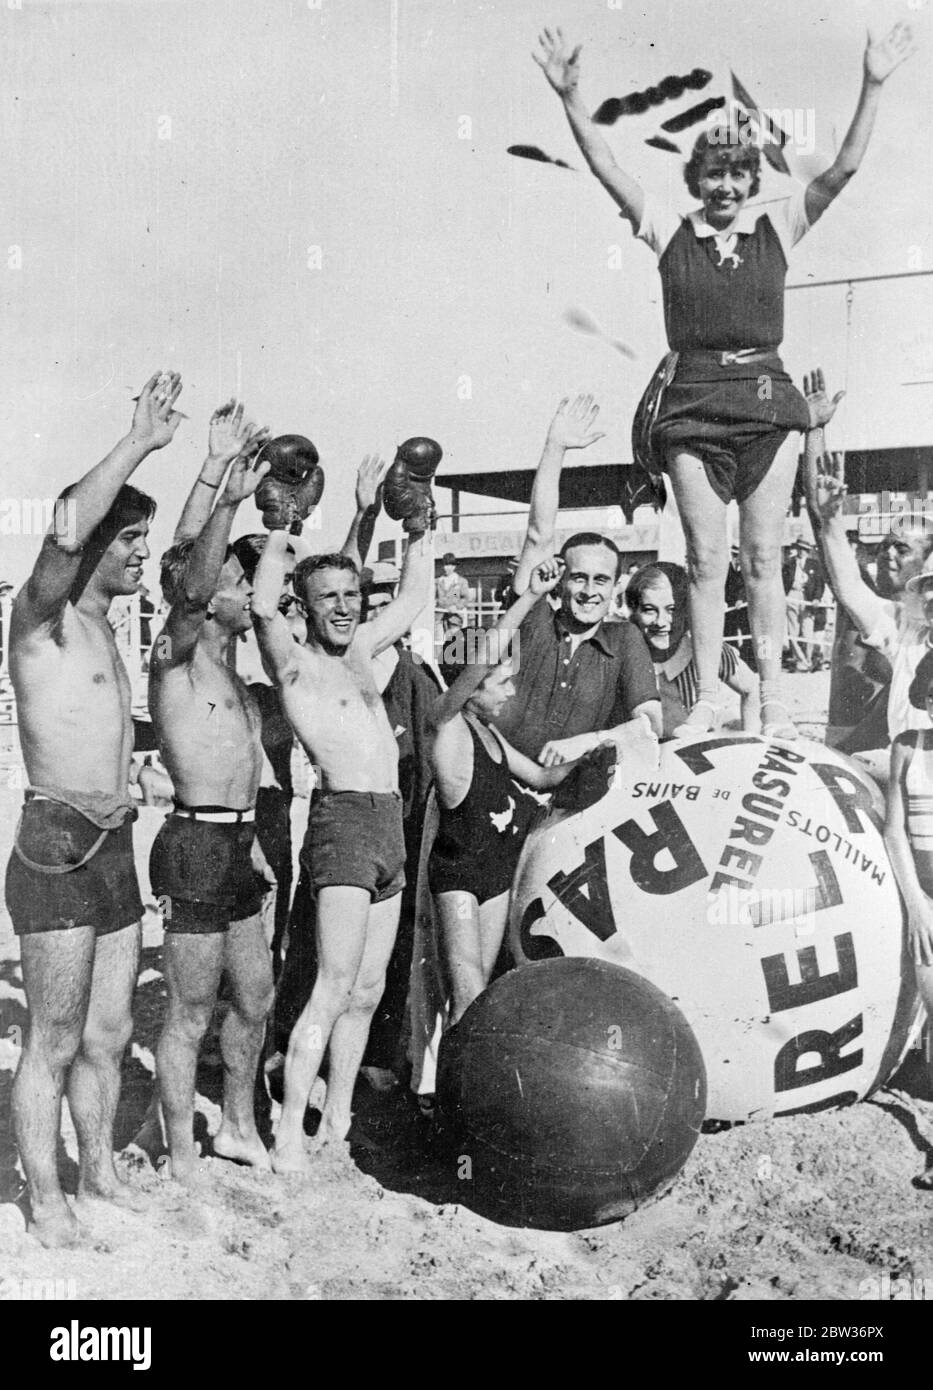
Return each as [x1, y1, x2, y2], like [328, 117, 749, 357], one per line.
[255, 434, 320, 485]
[552, 742, 618, 814]
[253, 434, 325, 533]
[383, 437, 442, 533]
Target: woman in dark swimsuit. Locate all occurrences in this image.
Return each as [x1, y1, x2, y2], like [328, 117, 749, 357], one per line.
[428, 559, 580, 1022]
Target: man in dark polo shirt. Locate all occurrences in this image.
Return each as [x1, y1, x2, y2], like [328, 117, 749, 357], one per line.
[495, 396, 661, 761]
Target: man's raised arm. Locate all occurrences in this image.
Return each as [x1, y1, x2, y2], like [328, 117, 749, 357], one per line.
[512, 395, 605, 595]
[365, 526, 434, 656]
[157, 452, 271, 668]
[21, 372, 184, 625]
[340, 454, 388, 571]
[802, 369, 883, 642]
[251, 529, 303, 684]
[172, 400, 268, 544]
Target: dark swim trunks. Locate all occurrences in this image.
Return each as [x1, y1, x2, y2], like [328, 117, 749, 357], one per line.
[149, 812, 267, 934]
[5, 798, 143, 936]
[301, 790, 405, 904]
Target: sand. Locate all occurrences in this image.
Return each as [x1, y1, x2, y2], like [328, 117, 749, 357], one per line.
[1, 672, 932, 1301]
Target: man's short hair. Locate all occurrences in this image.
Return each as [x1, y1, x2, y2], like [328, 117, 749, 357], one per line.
[160, 536, 249, 607]
[559, 532, 623, 580]
[159, 539, 197, 607]
[68, 484, 156, 596]
[626, 560, 688, 612]
[64, 482, 156, 557]
[228, 533, 267, 585]
[293, 552, 360, 598]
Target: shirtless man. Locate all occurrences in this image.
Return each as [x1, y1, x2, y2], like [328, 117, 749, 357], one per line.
[251, 515, 433, 1170]
[6, 371, 184, 1247]
[148, 416, 277, 1185]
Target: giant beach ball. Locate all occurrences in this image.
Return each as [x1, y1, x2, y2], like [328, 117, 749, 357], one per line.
[437, 957, 706, 1230]
[509, 735, 920, 1122]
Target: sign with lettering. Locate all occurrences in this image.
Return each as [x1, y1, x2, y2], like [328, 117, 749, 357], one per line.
[509, 736, 920, 1121]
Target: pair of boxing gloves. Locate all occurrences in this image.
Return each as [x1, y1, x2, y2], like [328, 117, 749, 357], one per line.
[253, 434, 442, 534]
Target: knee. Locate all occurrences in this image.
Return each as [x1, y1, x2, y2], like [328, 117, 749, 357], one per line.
[741, 540, 782, 585]
[81, 1011, 133, 1063]
[238, 983, 274, 1029]
[685, 537, 727, 585]
[25, 1022, 82, 1073]
[348, 977, 386, 1017]
[313, 971, 356, 1017]
[164, 1000, 213, 1046]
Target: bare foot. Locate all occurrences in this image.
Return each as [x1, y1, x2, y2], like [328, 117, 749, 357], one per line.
[673, 700, 721, 739]
[75, 1179, 150, 1216]
[913, 1164, 933, 1191]
[162, 1148, 211, 1192]
[212, 1126, 272, 1171]
[27, 1201, 84, 1250]
[271, 1141, 313, 1176]
[316, 1112, 351, 1145]
[310, 1133, 357, 1172]
[761, 700, 798, 741]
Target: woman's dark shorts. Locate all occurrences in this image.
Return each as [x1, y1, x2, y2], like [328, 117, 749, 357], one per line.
[652, 352, 809, 505]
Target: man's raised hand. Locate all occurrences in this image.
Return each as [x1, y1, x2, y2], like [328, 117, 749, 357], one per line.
[530, 556, 565, 596]
[131, 371, 185, 451]
[864, 22, 915, 85]
[814, 452, 848, 524]
[223, 451, 271, 506]
[804, 368, 846, 430]
[546, 393, 605, 451]
[355, 454, 389, 513]
[209, 399, 267, 465]
[532, 27, 582, 96]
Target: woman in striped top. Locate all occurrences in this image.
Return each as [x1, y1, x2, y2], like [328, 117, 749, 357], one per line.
[627, 563, 758, 738]
[885, 650, 933, 1186]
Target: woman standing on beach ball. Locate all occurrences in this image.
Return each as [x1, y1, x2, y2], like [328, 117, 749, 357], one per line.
[533, 21, 915, 740]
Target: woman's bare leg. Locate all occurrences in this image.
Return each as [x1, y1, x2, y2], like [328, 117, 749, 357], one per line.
[437, 889, 510, 1025]
[665, 450, 729, 733]
[739, 434, 801, 738]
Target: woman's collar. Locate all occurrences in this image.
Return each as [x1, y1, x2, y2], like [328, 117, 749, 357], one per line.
[688, 205, 764, 238]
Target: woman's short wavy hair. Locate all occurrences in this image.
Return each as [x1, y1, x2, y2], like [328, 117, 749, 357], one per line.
[685, 126, 761, 200]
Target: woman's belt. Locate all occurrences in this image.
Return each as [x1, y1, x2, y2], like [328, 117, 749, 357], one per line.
[675, 348, 780, 374]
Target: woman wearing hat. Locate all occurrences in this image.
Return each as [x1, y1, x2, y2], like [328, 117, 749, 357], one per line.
[534, 23, 914, 739]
